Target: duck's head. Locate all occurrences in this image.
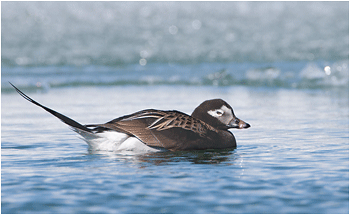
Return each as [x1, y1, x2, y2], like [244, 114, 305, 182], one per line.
[191, 99, 250, 130]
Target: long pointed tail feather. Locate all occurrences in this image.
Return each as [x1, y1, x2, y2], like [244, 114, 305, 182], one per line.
[9, 82, 92, 133]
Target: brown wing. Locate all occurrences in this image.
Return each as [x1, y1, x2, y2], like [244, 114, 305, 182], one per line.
[87, 109, 217, 151]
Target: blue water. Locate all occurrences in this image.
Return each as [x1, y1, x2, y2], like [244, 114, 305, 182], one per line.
[1, 1, 349, 214]
[2, 86, 349, 213]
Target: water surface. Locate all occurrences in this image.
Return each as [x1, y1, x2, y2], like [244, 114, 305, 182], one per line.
[2, 85, 348, 213]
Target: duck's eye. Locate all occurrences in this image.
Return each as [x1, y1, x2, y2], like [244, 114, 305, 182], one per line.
[207, 109, 225, 118]
[216, 110, 224, 116]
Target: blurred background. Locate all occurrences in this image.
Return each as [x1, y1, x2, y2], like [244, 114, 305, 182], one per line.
[1, 1, 349, 90]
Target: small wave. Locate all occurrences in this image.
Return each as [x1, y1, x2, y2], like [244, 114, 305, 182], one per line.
[3, 61, 348, 93]
[298, 62, 349, 88]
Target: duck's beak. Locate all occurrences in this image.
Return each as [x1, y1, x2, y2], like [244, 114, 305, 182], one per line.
[228, 117, 250, 129]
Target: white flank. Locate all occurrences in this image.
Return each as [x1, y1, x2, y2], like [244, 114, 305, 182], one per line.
[71, 127, 161, 153]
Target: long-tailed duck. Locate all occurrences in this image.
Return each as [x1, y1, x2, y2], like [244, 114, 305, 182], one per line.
[10, 83, 250, 152]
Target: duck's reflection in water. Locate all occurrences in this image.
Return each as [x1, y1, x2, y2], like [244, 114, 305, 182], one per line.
[135, 149, 237, 166]
[87, 148, 239, 169]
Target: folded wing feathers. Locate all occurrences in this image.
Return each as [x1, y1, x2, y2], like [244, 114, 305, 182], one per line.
[148, 116, 177, 131]
[147, 116, 166, 129]
[121, 110, 216, 136]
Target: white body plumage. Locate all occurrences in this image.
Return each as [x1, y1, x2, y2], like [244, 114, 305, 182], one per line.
[72, 128, 161, 153]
